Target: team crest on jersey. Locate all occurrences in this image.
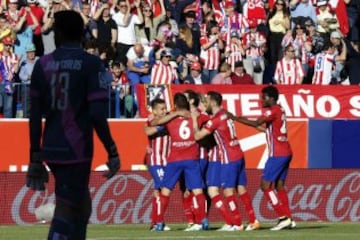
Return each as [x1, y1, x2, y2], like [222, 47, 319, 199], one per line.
[264, 110, 271, 117]
[145, 84, 172, 113]
[206, 120, 213, 127]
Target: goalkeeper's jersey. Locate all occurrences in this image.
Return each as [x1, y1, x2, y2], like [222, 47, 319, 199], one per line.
[30, 45, 111, 163]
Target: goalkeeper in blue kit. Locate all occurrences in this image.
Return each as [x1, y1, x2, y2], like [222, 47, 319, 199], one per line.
[26, 11, 120, 240]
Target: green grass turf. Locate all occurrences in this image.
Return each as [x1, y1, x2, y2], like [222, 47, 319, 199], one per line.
[1, 222, 359, 240]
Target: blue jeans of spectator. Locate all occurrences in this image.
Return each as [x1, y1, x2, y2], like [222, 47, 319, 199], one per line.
[202, 69, 218, 82]
[0, 87, 13, 118]
[127, 61, 151, 85]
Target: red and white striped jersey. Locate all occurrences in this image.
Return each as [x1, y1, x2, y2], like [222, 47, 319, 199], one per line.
[274, 58, 304, 84]
[226, 42, 243, 72]
[204, 109, 244, 164]
[312, 52, 336, 85]
[0, 52, 19, 77]
[242, 31, 266, 58]
[200, 35, 221, 70]
[282, 33, 309, 64]
[151, 61, 178, 84]
[146, 116, 169, 166]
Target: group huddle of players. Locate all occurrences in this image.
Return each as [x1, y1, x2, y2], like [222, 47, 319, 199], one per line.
[144, 86, 295, 232]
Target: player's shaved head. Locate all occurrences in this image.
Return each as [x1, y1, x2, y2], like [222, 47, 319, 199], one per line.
[174, 93, 190, 110]
[54, 10, 84, 46]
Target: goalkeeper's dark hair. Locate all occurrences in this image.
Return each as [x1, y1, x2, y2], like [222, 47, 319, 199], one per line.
[262, 85, 279, 101]
[207, 91, 222, 106]
[151, 98, 166, 109]
[54, 10, 84, 43]
[174, 93, 190, 110]
[184, 89, 200, 107]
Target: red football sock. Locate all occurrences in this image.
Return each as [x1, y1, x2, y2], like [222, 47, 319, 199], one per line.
[226, 195, 242, 226]
[183, 192, 195, 224]
[193, 193, 207, 224]
[239, 191, 256, 223]
[151, 196, 158, 224]
[212, 194, 232, 225]
[158, 193, 170, 223]
[263, 188, 286, 218]
[277, 188, 292, 218]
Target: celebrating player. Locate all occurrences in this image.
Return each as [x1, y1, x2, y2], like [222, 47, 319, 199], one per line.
[144, 98, 171, 231]
[227, 85, 295, 230]
[193, 91, 260, 231]
[150, 93, 208, 231]
[26, 11, 120, 240]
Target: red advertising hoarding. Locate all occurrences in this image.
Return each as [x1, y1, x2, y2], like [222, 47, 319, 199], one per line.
[137, 85, 360, 119]
[1, 170, 359, 225]
[0, 120, 307, 172]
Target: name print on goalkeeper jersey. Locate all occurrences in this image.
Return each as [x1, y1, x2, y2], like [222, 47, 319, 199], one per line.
[30, 47, 111, 163]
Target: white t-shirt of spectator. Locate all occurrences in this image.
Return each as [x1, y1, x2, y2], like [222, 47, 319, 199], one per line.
[126, 45, 152, 63]
[112, 12, 142, 45]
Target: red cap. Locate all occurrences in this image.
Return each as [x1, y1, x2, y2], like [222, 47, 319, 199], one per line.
[2, 37, 13, 45]
[191, 62, 201, 71]
[248, 19, 258, 28]
[224, 1, 235, 8]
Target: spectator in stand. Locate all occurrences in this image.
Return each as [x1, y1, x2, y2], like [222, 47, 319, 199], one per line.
[26, 0, 44, 56]
[176, 24, 197, 56]
[84, 40, 98, 55]
[345, 0, 360, 43]
[312, 40, 347, 85]
[41, 0, 59, 55]
[282, 22, 312, 75]
[0, 13, 12, 53]
[126, 43, 152, 85]
[135, 0, 165, 45]
[0, 37, 20, 118]
[267, 0, 291, 65]
[151, 49, 179, 84]
[242, 18, 266, 84]
[13, 6, 38, 58]
[112, 0, 143, 65]
[211, 62, 232, 84]
[329, 30, 347, 80]
[5, 0, 21, 27]
[230, 60, 254, 84]
[18, 43, 38, 117]
[289, 0, 317, 28]
[225, 31, 245, 72]
[220, 1, 249, 47]
[162, 4, 179, 36]
[183, 61, 209, 84]
[181, 10, 200, 55]
[146, 0, 164, 18]
[345, 41, 360, 84]
[316, 0, 340, 38]
[274, 44, 304, 84]
[164, 0, 193, 24]
[200, 20, 223, 81]
[76, 1, 97, 47]
[93, 3, 118, 51]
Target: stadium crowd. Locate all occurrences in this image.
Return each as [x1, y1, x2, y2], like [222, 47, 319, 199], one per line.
[0, 0, 359, 118]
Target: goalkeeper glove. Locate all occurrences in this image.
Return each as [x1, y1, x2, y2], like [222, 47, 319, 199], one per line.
[26, 152, 49, 191]
[103, 144, 121, 179]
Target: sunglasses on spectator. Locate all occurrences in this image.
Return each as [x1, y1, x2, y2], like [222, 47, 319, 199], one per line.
[276, 2, 284, 5]
[4, 44, 12, 47]
[144, 9, 152, 12]
[287, 49, 295, 52]
[119, 5, 127, 8]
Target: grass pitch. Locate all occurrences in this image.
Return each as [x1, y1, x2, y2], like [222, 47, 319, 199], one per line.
[1, 222, 359, 240]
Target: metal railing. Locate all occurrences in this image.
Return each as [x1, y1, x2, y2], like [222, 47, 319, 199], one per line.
[0, 83, 137, 119]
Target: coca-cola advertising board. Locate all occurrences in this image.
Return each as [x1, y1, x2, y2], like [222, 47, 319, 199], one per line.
[136, 84, 360, 119]
[1, 170, 359, 225]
